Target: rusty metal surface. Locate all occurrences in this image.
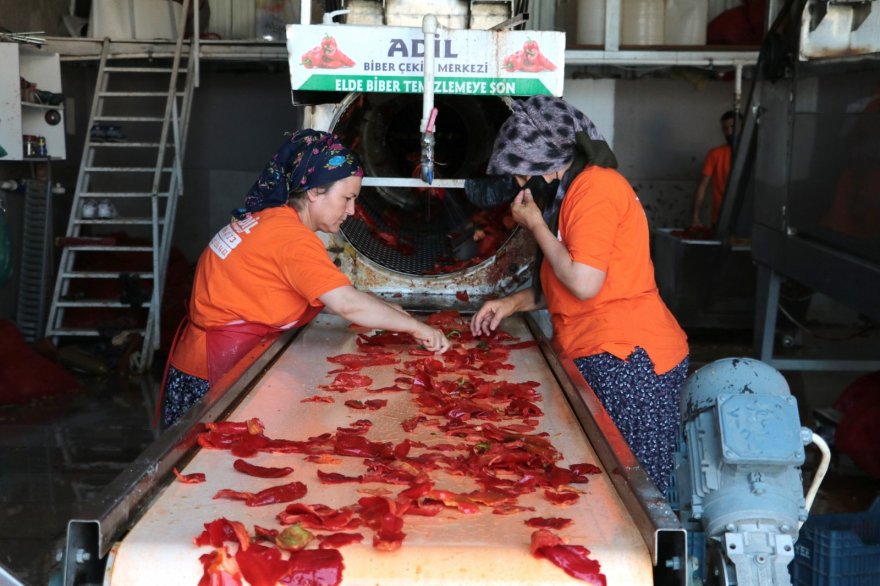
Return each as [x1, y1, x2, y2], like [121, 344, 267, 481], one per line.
[324, 228, 536, 311]
[107, 313, 653, 585]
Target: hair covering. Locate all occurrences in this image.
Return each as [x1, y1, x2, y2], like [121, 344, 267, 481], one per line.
[487, 95, 615, 176]
[232, 129, 363, 219]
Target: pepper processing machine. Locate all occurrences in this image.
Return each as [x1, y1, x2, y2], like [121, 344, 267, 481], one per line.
[55, 1, 853, 585]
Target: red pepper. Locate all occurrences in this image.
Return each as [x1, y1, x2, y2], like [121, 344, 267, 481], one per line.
[235, 544, 288, 586]
[504, 50, 524, 72]
[521, 40, 557, 72]
[317, 532, 364, 549]
[532, 534, 606, 585]
[301, 46, 323, 69]
[173, 467, 206, 484]
[525, 517, 573, 529]
[232, 458, 293, 478]
[318, 35, 356, 69]
[245, 481, 308, 507]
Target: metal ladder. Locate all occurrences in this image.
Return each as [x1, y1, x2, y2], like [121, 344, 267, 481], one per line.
[45, 2, 196, 372]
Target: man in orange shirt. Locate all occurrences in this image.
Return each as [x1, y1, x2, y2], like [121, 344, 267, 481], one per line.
[160, 130, 450, 426]
[692, 110, 737, 228]
[469, 96, 689, 493]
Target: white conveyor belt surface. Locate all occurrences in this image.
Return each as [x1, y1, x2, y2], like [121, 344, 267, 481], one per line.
[107, 314, 653, 585]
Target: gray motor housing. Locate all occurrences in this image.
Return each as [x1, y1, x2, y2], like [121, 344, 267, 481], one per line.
[675, 358, 812, 585]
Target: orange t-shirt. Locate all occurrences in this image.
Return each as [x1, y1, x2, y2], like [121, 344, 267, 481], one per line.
[541, 166, 688, 374]
[171, 206, 351, 379]
[702, 144, 731, 224]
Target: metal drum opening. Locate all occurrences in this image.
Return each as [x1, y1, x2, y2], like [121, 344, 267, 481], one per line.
[331, 93, 515, 276]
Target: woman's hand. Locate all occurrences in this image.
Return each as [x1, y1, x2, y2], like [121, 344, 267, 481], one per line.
[470, 296, 516, 337]
[413, 323, 451, 354]
[511, 189, 544, 232]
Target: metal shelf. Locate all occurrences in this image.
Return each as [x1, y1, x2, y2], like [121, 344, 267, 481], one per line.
[43, 37, 759, 69]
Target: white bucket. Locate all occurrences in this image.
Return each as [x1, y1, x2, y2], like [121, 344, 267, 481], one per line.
[665, 0, 708, 45]
[577, 0, 606, 45]
[621, 0, 664, 45]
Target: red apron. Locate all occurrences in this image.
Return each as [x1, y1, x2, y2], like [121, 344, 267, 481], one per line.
[205, 305, 322, 386]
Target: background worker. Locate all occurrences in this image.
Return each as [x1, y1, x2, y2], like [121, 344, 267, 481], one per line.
[469, 96, 689, 493]
[160, 129, 449, 427]
[692, 110, 737, 228]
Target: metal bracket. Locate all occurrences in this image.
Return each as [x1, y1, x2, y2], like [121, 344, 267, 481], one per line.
[63, 520, 102, 586]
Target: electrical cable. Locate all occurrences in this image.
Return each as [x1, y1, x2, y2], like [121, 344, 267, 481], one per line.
[777, 303, 876, 341]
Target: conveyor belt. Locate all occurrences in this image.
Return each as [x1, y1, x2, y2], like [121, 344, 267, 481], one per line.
[105, 314, 653, 584]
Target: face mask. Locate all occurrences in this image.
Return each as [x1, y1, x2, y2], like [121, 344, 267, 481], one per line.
[525, 175, 561, 209]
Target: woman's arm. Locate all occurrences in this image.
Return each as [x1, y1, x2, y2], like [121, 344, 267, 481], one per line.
[319, 286, 450, 353]
[513, 190, 605, 300]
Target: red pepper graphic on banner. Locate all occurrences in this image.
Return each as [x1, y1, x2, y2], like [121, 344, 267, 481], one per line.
[302, 34, 356, 69]
[503, 39, 556, 73]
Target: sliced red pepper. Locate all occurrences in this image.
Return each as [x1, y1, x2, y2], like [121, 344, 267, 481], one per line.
[233, 459, 293, 479]
[525, 517, 573, 529]
[194, 518, 250, 550]
[301, 395, 335, 403]
[543, 490, 580, 506]
[235, 543, 288, 586]
[282, 548, 344, 586]
[317, 470, 363, 484]
[174, 467, 206, 484]
[317, 532, 364, 549]
[245, 481, 308, 507]
[198, 547, 242, 586]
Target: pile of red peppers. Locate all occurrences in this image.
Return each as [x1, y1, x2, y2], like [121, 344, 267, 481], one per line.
[185, 310, 607, 585]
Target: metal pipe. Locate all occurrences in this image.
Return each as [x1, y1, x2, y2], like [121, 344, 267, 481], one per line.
[802, 432, 831, 528]
[301, 0, 311, 25]
[420, 14, 438, 185]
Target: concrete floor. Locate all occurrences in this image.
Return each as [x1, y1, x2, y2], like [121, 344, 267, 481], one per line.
[0, 327, 878, 585]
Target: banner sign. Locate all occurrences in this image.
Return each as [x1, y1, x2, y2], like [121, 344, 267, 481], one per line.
[287, 24, 565, 97]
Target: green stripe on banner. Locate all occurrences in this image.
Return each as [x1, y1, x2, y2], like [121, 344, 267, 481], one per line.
[297, 75, 553, 96]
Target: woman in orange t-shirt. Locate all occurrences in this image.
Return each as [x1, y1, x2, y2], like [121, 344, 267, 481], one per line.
[161, 130, 450, 426]
[469, 96, 689, 493]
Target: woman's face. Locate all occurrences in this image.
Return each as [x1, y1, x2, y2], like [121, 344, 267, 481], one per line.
[308, 175, 362, 233]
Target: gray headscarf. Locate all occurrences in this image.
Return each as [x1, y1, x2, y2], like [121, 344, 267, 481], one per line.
[487, 95, 613, 176]
[487, 95, 619, 303]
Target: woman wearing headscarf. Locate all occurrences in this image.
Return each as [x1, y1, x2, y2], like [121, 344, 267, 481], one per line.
[160, 129, 450, 427]
[469, 96, 689, 493]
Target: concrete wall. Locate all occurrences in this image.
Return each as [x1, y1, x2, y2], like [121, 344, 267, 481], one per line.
[614, 77, 737, 228]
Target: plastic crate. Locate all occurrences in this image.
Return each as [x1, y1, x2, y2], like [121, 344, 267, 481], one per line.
[791, 498, 880, 586]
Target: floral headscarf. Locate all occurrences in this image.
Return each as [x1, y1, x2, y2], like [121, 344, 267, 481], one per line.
[233, 129, 363, 219]
[487, 95, 615, 176]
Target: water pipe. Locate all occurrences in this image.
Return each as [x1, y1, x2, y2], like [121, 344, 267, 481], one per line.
[420, 14, 439, 185]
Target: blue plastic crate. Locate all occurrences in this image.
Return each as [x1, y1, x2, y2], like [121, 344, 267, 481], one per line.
[791, 498, 880, 586]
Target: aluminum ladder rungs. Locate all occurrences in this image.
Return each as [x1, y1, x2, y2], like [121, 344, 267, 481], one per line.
[104, 66, 174, 73]
[93, 116, 166, 122]
[83, 167, 175, 173]
[56, 300, 150, 308]
[47, 33, 192, 372]
[98, 91, 184, 97]
[74, 218, 166, 226]
[90, 142, 174, 148]
[62, 245, 154, 252]
[61, 271, 154, 279]
[80, 192, 172, 198]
